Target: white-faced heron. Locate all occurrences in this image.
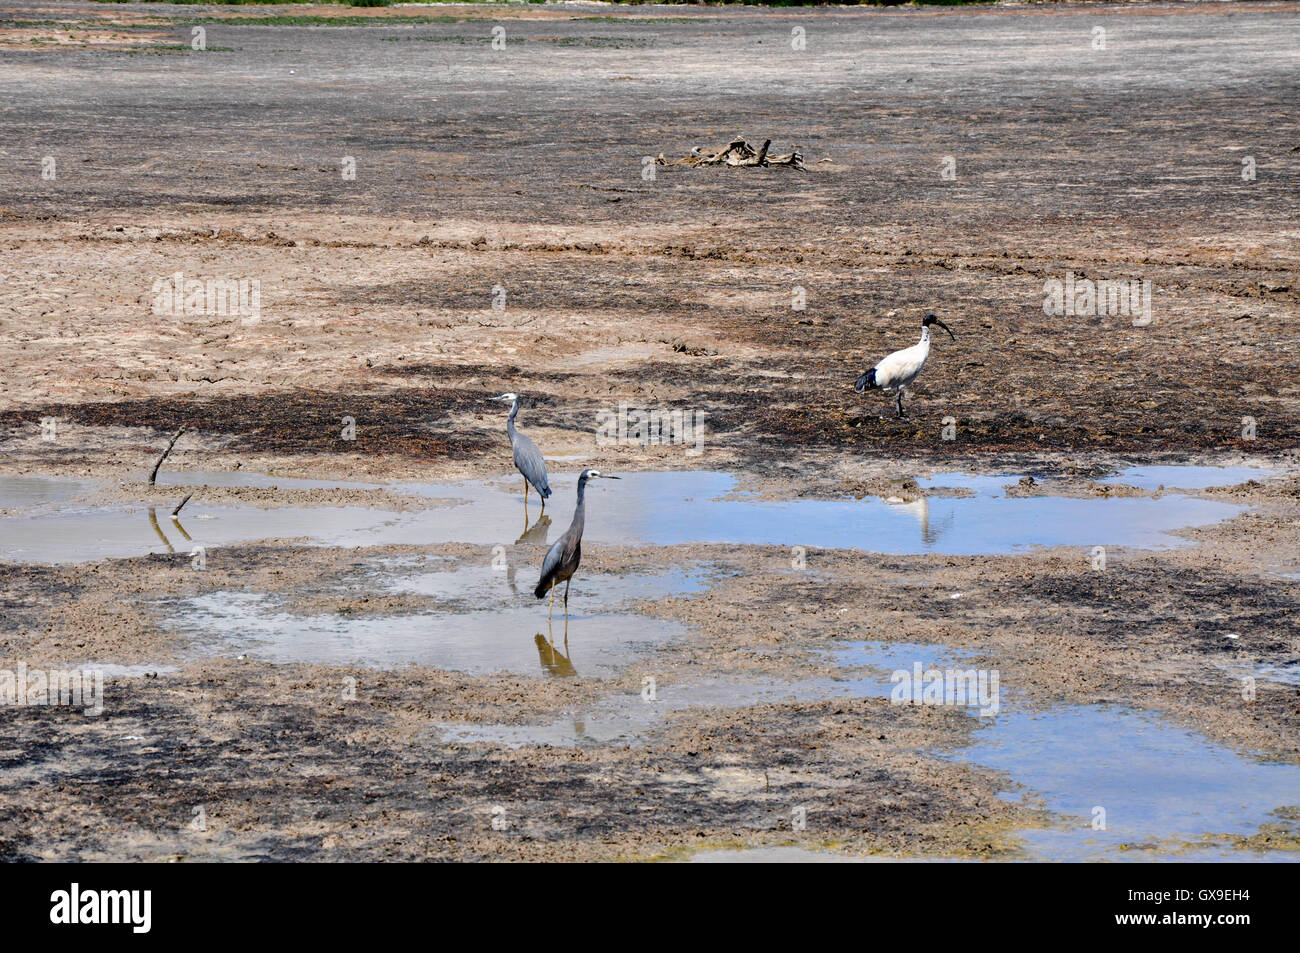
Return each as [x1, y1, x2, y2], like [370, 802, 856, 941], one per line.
[534, 468, 619, 618]
[491, 392, 552, 509]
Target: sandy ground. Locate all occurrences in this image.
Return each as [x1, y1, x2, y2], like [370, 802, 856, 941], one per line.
[0, 1, 1297, 861]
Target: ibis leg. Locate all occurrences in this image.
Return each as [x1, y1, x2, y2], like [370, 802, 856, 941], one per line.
[895, 390, 905, 419]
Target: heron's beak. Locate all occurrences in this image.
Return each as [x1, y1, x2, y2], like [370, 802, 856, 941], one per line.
[602, 475, 621, 480]
[933, 318, 955, 341]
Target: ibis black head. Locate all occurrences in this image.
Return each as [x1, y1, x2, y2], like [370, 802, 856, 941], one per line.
[922, 313, 955, 341]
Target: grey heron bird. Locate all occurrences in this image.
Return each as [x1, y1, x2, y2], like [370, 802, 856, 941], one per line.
[855, 313, 955, 418]
[491, 393, 551, 509]
[534, 468, 619, 618]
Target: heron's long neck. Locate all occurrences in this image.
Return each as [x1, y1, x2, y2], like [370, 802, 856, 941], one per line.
[506, 399, 519, 440]
[571, 478, 589, 534]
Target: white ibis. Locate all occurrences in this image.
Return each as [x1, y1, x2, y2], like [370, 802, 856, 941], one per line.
[854, 313, 955, 418]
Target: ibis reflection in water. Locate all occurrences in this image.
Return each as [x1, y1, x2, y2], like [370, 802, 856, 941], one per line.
[884, 495, 954, 547]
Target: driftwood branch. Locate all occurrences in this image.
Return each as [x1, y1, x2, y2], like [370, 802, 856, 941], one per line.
[659, 137, 806, 171]
[148, 427, 186, 486]
[171, 493, 193, 518]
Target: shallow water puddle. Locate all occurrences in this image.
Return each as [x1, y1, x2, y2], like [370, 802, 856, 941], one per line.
[960, 706, 1300, 862]
[0, 475, 102, 511]
[163, 564, 708, 678]
[0, 503, 413, 564]
[433, 640, 956, 748]
[395, 469, 1249, 553]
[1098, 465, 1277, 490]
[833, 641, 1300, 862]
[454, 639, 1300, 861]
[434, 674, 867, 748]
[0, 466, 1261, 563]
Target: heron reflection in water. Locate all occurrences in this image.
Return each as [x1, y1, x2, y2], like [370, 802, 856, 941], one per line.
[505, 513, 552, 596]
[534, 632, 576, 678]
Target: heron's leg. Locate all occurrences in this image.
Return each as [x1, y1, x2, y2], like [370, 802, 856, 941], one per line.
[523, 479, 529, 506]
[564, 579, 570, 613]
[548, 585, 555, 620]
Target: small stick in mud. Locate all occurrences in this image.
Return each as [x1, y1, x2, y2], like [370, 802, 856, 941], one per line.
[171, 493, 193, 518]
[147, 426, 186, 486]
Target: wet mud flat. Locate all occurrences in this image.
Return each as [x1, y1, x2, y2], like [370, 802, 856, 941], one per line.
[0, 463, 1298, 861]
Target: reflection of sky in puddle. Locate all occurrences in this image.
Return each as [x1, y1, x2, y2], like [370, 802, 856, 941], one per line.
[383, 562, 705, 606]
[957, 705, 1300, 862]
[0, 467, 1256, 562]
[163, 564, 708, 678]
[401, 471, 1245, 554]
[833, 643, 1300, 862]
[1097, 465, 1277, 490]
[0, 475, 103, 511]
[438, 640, 971, 747]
